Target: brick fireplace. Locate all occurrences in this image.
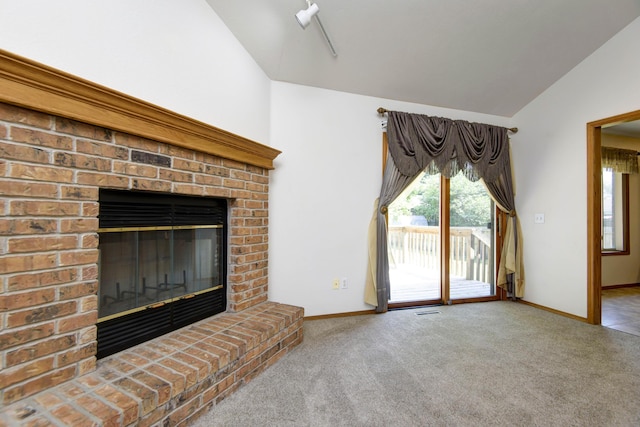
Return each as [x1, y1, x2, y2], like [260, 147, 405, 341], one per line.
[0, 50, 303, 425]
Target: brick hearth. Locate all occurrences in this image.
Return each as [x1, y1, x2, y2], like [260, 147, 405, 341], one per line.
[0, 301, 302, 426]
[0, 50, 303, 426]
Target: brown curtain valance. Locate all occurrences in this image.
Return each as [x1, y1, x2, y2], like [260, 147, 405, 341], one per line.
[386, 111, 511, 184]
[601, 147, 639, 174]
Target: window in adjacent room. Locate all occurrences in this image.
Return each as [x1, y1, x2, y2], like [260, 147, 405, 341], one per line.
[601, 168, 629, 255]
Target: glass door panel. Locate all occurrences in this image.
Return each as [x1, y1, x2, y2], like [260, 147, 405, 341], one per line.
[448, 173, 495, 300]
[388, 172, 441, 303]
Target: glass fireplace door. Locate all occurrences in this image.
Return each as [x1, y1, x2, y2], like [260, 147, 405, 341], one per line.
[97, 189, 227, 358]
[98, 226, 224, 321]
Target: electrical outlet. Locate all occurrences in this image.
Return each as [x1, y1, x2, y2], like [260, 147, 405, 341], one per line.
[340, 277, 348, 289]
[332, 279, 340, 290]
[534, 213, 545, 224]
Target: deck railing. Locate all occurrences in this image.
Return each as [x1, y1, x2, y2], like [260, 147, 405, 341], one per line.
[388, 226, 492, 283]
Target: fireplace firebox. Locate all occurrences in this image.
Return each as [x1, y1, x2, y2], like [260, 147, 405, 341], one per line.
[97, 189, 227, 358]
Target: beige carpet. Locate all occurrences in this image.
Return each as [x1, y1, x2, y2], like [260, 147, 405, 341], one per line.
[192, 301, 640, 426]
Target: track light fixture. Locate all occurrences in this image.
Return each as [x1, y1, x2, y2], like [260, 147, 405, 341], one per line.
[295, 1, 337, 57]
[295, 2, 319, 29]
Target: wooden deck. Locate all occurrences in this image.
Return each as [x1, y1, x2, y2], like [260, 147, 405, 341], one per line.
[389, 264, 494, 302]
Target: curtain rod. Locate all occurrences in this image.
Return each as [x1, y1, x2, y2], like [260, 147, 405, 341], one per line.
[377, 107, 519, 134]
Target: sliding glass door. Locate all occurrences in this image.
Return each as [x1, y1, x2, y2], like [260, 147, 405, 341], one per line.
[447, 173, 495, 301]
[388, 172, 497, 306]
[388, 172, 441, 304]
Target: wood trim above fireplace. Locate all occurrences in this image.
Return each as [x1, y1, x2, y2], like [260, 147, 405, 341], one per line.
[0, 49, 281, 169]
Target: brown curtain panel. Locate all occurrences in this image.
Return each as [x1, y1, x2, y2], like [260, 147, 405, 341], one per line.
[365, 154, 423, 312]
[366, 111, 524, 312]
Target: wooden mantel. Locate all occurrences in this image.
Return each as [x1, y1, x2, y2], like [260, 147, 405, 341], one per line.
[0, 49, 281, 169]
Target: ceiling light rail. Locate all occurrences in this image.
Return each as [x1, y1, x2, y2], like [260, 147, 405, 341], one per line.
[295, 1, 337, 57]
[376, 107, 519, 133]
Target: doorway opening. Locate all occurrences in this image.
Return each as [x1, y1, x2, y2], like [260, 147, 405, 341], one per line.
[587, 109, 640, 325]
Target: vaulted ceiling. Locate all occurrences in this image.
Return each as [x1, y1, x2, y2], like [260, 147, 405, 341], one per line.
[206, 0, 640, 117]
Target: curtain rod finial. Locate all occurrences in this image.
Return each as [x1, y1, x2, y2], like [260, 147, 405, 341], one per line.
[377, 107, 387, 115]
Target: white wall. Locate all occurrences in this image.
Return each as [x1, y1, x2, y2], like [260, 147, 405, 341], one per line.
[268, 82, 512, 316]
[0, 0, 271, 143]
[0, 0, 515, 318]
[511, 17, 640, 317]
[6, 1, 639, 318]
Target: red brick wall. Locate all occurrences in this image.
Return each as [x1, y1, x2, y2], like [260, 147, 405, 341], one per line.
[0, 102, 270, 405]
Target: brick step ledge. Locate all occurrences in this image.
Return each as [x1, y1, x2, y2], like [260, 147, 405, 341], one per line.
[0, 301, 304, 427]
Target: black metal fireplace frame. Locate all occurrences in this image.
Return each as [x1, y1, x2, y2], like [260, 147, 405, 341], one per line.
[96, 189, 227, 359]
